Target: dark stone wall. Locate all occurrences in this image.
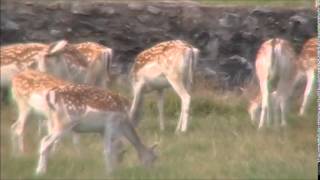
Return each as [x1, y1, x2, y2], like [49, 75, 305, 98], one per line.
[0, 0, 317, 89]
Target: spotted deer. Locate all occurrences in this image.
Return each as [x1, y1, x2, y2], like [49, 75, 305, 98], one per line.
[72, 42, 113, 88]
[248, 91, 278, 124]
[11, 70, 69, 153]
[0, 40, 88, 101]
[12, 70, 157, 174]
[129, 40, 199, 132]
[296, 37, 317, 116]
[1, 40, 89, 140]
[251, 37, 317, 128]
[254, 38, 298, 128]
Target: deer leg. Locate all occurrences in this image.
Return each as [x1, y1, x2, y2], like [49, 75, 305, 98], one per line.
[35, 130, 65, 175]
[37, 118, 48, 137]
[72, 133, 81, 155]
[103, 120, 121, 173]
[279, 96, 288, 127]
[157, 90, 165, 131]
[36, 109, 73, 175]
[271, 92, 280, 127]
[299, 70, 315, 116]
[167, 76, 191, 132]
[129, 80, 145, 127]
[258, 81, 270, 129]
[11, 98, 31, 154]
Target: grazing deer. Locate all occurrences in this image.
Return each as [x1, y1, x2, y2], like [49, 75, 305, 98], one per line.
[296, 37, 317, 116]
[255, 38, 298, 128]
[72, 42, 113, 88]
[129, 40, 199, 132]
[12, 70, 157, 174]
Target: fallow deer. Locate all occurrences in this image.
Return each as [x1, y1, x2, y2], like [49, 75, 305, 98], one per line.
[12, 70, 157, 174]
[72, 42, 113, 88]
[248, 91, 278, 124]
[0, 40, 88, 94]
[296, 37, 317, 116]
[252, 38, 317, 127]
[11, 70, 69, 153]
[1, 40, 89, 140]
[255, 38, 298, 128]
[129, 40, 199, 132]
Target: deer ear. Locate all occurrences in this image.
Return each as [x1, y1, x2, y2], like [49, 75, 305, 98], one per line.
[47, 40, 68, 55]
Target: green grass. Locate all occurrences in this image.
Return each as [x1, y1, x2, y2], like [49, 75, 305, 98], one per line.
[1, 88, 317, 179]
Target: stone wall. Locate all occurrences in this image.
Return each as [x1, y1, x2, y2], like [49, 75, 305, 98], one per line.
[1, 0, 317, 89]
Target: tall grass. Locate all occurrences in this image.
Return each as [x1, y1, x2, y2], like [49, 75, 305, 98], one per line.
[1, 87, 317, 179]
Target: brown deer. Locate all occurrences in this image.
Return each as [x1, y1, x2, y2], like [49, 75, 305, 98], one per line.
[1, 40, 89, 139]
[72, 42, 113, 88]
[297, 37, 317, 115]
[0, 40, 88, 94]
[12, 70, 157, 174]
[250, 37, 316, 127]
[129, 40, 199, 132]
[254, 38, 297, 128]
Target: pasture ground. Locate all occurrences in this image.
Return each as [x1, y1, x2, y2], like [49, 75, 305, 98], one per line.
[0, 85, 317, 179]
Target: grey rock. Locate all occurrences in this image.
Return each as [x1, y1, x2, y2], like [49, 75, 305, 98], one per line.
[28, 31, 52, 41]
[219, 13, 241, 28]
[1, 18, 19, 30]
[49, 29, 61, 36]
[147, 6, 161, 15]
[289, 14, 308, 24]
[242, 16, 259, 32]
[250, 7, 272, 16]
[71, 2, 90, 15]
[181, 5, 202, 31]
[205, 38, 219, 61]
[128, 3, 144, 11]
[99, 7, 115, 15]
[137, 15, 151, 24]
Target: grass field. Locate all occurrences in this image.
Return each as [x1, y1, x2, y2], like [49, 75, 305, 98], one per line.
[0, 86, 317, 179]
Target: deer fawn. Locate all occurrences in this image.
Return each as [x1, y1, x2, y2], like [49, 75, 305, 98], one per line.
[129, 40, 199, 132]
[12, 70, 157, 174]
[250, 37, 316, 127]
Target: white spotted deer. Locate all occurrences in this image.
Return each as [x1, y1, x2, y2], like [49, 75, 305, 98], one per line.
[1, 40, 89, 142]
[129, 40, 199, 132]
[296, 37, 317, 116]
[0, 40, 88, 102]
[251, 37, 317, 128]
[72, 42, 113, 88]
[12, 70, 157, 174]
[254, 38, 298, 128]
